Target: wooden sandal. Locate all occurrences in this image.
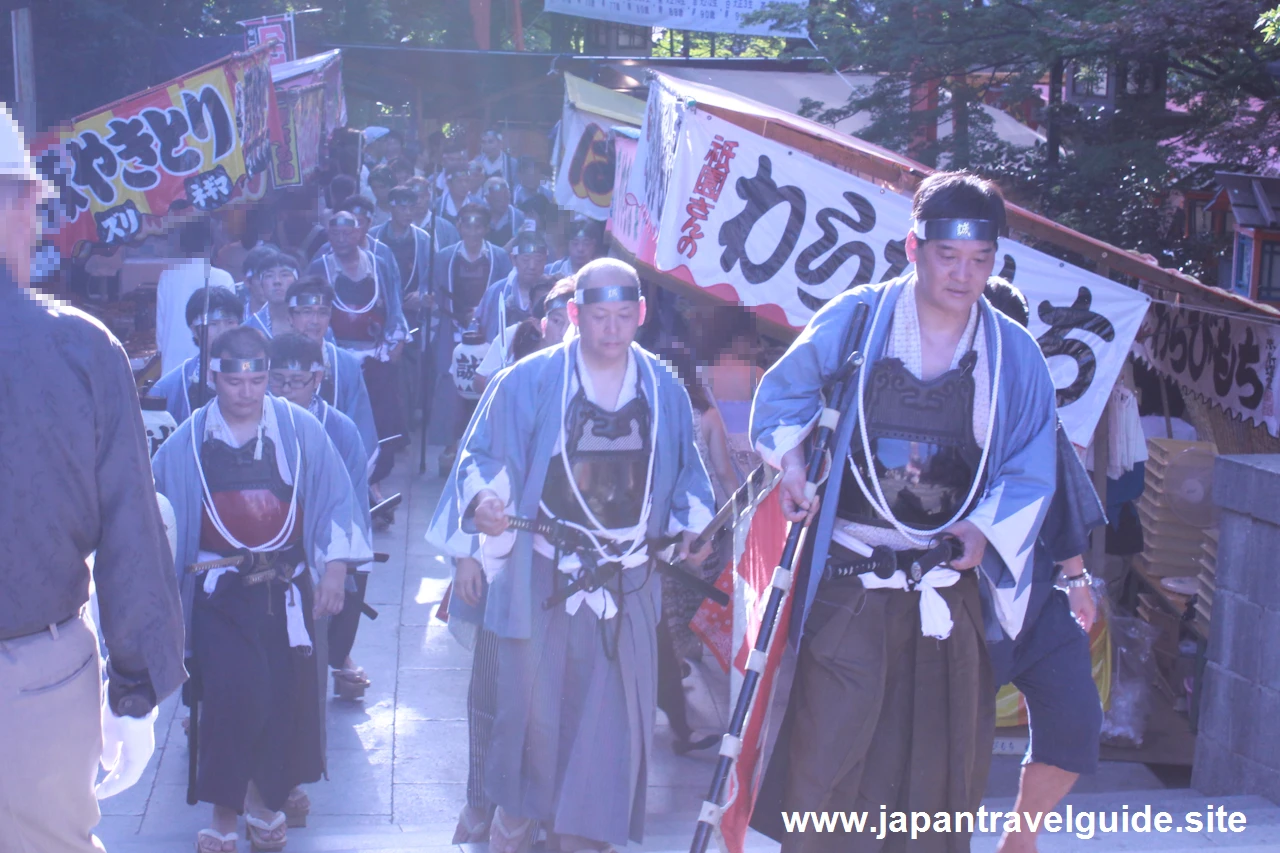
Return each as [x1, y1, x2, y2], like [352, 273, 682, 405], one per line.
[195, 829, 237, 853]
[284, 788, 310, 828]
[451, 803, 492, 843]
[333, 668, 370, 700]
[489, 805, 537, 853]
[245, 810, 287, 852]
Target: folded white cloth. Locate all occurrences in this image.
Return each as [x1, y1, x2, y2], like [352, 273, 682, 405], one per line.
[859, 566, 962, 639]
[554, 548, 650, 620]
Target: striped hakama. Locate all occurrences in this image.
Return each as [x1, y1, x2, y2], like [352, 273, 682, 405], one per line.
[486, 552, 657, 845]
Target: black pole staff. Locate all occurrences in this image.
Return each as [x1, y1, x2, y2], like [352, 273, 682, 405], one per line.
[186, 241, 213, 806]
[418, 210, 437, 474]
[689, 301, 871, 853]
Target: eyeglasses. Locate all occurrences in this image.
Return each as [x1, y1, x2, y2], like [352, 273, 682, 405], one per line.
[268, 372, 318, 391]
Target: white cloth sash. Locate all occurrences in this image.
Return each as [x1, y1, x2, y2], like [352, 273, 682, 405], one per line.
[857, 566, 962, 640]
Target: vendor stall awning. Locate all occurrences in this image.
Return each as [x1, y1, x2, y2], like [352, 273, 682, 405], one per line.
[564, 72, 645, 127]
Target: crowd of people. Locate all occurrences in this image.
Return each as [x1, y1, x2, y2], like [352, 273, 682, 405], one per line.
[3, 103, 1106, 853]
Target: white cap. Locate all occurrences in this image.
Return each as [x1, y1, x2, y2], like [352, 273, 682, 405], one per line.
[363, 126, 390, 143]
[0, 103, 52, 199]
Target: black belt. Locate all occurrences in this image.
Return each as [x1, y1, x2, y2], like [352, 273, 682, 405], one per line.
[0, 611, 81, 643]
[823, 536, 964, 589]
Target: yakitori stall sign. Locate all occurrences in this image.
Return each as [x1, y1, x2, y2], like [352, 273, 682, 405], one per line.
[32, 45, 283, 260]
[627, 84, 1150, 447]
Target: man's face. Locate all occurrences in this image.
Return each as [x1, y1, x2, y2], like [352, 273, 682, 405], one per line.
[269, 367, 322, 408]
[260, 265, 296, 307]
[390, 194, 415, 227]
[352, 210, 372, 240]
[448, 174, 469, 199]
[385, 138, 403, 162]
[458, 216, 487, 246]
[466, 165, 485, 193]
[409, 186, 431, 220]
[907, 233, 996, 318]
[191, 317, 239, 351]
[443, 149, 467, 171]
[0, 180, 41, 285]
[568, 234, 597, 266]
[518, 164, 539, 190]
[568, 273, 646, 363]
[214, 368, 269, 420]
[486, 184, 510, 212]
[328, 222, 358, 254]
[514, 251, 546, 284]
[480, 133, 501, 158]
[542, 306, 569, 347]
[370, 180, 391, 205]
[290, 304, 332, 342]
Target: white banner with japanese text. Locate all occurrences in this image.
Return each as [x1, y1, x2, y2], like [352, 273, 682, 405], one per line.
[545, 0, 808, 38]
[1135, 302, 1280, 437]
[633, 105, 1152, 447]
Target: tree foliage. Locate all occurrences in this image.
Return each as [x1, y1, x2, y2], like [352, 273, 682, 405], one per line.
[746, 1, 1279, 283]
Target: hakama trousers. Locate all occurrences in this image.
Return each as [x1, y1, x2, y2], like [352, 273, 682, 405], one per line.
[752, 571, 993, 853]
[487, 553, 656, 845]
[362, 357, 408, 484]
[466, 626, 500, 812]
[191, 572, 322, 813]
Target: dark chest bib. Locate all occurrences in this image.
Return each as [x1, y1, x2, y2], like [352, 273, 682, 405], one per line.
[331, 271, 386, 343]
[836, 351, 984, 529]
[199, 436, 303, 554]
[542, 373, 653, 531]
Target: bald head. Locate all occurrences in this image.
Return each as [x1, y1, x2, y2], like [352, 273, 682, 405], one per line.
[568, 258, 645, 368]
[576, 257, 639, 292]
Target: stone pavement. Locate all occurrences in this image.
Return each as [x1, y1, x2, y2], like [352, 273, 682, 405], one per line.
[94, 451, 1280, 852]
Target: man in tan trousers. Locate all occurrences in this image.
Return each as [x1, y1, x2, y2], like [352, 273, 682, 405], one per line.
[0, 105, 186, 851]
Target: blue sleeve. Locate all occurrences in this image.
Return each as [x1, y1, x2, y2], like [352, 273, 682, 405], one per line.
[750, 289, 871, 467]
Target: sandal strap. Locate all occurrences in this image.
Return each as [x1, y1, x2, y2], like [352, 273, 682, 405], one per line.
[245, 811, 287, 831]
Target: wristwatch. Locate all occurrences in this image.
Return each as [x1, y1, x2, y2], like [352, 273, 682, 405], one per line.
[1055, 567, 1092, 591]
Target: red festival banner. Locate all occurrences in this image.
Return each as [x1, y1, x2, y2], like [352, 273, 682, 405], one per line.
[689, 484, 793, 852]
[240, 13, 297, 67]
[32, 46, 283, 261]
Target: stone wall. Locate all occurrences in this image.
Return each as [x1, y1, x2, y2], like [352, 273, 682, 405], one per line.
[1193, 454, 1280, 803]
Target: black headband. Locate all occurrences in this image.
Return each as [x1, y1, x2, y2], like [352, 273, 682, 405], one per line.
[545, 294, 572, 313]
[190, 308, 239, 327]
[210, 357, 267, 373]
[289, 293, 333, 308]
[912, 218, 999, 242]
[270, 358, 325, 372]
[575, 285, 640, 305]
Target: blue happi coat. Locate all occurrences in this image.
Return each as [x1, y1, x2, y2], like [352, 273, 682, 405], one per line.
[314, 397, 373, 539]
[151, 396, 375, 645]
[751, 275, 1058, 642]
[369, 221, 437, 297]
[453, 340, 716, 640]
[323, 340, 378, 463]
[475, 269, 534, 346]
[148, 357, 205, 424]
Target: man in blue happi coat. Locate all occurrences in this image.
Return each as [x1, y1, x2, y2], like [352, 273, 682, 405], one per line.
[152, 326, 373, 851]
[456, 258, 715, 852]
[749, 172, 1059, 853]
[148, 286, 243, 424]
